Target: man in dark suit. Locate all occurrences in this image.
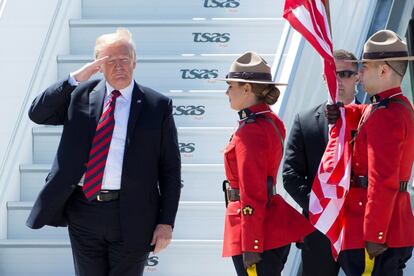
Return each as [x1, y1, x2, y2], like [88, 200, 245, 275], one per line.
[282, 49, 360, 276]
[26, 28, 181, 276]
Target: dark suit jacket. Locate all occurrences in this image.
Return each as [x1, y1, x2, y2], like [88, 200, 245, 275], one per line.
[26, 79, 181, 252]
[283, 99, 360, 214]
[282, 103, 328, 214]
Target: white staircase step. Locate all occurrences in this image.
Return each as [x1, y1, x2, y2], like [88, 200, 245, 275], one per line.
[8, 201, 225, 240]
[0, 240, 74, 276]
[20, 164, 225, 201]
[0, 239, 233, 276]
[32, 126, 234, 164]
[57, 55, 275, 95]
[69, 19, 284, 55]
[167, 91, 238, 127]
[82, 0, 281, 19]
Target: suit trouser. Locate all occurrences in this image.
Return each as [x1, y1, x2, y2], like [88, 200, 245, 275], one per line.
[338, 247, 413, 276]
[232, 244, 291, 276]
[65, 188, 149, 276]
[299, 229, 340, 276]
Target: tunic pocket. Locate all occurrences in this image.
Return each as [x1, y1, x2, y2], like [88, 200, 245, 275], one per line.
[224, 143, 237, 179]
[226, 201, 241, 226]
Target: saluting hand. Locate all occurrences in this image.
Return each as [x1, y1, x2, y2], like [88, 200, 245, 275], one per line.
[72, 56, 109, 83]
[151, 224, 173, 254]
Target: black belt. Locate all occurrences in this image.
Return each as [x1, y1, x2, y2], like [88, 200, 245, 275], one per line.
[76, 186, 120, 202]
[350, 175, 409, 192]
[96, 190, 120, 202]
[350, 175, 368, 188]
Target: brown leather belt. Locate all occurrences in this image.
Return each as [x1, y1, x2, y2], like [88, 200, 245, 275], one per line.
[350, 175, 409, 192]
[225, 187, 277, 202]
[227, 188, 241, 201]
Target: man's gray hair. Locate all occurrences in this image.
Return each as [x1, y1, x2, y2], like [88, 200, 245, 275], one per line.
[94, 28, 136, 59]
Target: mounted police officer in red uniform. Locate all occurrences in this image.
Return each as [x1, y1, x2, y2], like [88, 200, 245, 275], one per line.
[328, 30, 414, 276]
[218, 51, 315, 276]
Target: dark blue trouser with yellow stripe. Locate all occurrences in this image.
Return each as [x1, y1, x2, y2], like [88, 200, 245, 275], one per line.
[232, 245, 291, 276]
[338, 247, 413, 276]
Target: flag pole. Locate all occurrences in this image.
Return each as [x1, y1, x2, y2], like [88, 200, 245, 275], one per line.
[323, 0, 335, 71]
[324, 0, 332, 35]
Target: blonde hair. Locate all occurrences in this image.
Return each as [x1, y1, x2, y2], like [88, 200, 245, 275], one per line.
[94, 28, 136, 59]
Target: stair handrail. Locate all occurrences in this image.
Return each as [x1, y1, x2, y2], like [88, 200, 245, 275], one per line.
[0, 0, 7, 19]
[0, 0, 81, 238]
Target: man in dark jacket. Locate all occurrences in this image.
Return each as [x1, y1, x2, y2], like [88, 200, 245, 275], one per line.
[26, 28, 181, 276]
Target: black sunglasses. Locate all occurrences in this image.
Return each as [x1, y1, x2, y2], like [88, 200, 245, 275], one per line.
[336, 70, 357, 79]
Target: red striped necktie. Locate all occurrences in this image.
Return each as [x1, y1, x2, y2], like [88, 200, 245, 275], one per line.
[83, 90, 121, 201]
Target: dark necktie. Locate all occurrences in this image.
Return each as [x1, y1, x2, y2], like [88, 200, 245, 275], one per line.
[83, 90, 121, 200]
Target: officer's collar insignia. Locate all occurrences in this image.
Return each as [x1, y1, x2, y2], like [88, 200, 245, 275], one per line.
[238, 108, 252, 120]
[370, 94, 380, 103]
[242, 205, 254, 216]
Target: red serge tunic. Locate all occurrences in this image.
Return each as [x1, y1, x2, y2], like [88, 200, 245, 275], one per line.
[222, 103, 315, 257]
[342, 87, 414, 250]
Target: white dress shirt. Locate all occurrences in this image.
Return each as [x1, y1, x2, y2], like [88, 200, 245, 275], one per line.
[69, 74, 133, 190]
[101, 81, 133, 190]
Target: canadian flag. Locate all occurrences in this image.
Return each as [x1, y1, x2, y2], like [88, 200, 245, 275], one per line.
[283, 0, 353, 259]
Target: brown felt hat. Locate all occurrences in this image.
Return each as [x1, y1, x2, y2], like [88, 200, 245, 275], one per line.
[217, 51, 287, 85]
[349, 30, 414, 62]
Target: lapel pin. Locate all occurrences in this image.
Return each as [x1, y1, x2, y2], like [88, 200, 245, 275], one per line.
[137, 100, 142, 103]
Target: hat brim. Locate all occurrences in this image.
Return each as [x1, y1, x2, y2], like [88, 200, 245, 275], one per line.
[216, 77, 287, 86]
[345, 56, 414, 62]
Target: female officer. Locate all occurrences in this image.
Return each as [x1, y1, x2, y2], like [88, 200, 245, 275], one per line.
[220, 52, 314, 276]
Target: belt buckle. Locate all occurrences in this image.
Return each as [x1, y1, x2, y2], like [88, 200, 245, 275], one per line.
[96, 194, 103, 202]
[272, 185, 277, 195]
[400, 181, 408, 192]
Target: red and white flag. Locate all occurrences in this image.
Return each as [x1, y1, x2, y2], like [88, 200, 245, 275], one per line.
[283, 0, 353, 258]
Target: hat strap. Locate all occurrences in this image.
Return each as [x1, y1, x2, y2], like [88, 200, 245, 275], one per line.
[384, 61, 404, 78]
[227, 72, 272, 81]
[363, 51, 408, 60]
